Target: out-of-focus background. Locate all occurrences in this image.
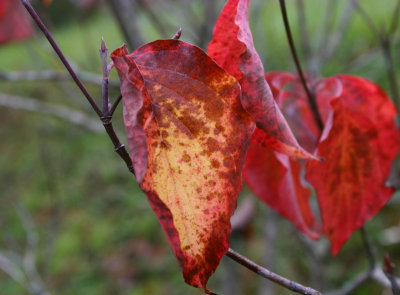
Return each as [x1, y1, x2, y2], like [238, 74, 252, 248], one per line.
[0, 0, 400, 294]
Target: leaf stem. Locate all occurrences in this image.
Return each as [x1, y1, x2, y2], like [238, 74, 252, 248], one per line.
[20, 0, 102, 117]
[278, 0, 324, 131]
[226, 248, 323, 295]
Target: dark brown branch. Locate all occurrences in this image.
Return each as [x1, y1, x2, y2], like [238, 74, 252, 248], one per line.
[279, 0, 324, 131]
[226, 248, 323, 295]
[21, 0, 102, 117]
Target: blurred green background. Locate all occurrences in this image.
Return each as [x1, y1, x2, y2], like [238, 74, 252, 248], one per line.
[1, 0, 400, 294]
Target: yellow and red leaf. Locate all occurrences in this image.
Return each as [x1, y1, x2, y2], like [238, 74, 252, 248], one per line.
[111, 40, 254, 288]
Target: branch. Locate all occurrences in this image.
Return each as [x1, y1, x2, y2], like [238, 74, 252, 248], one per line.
[318, 0, 355, 66]
[360, 226, 376, 270]
[326, 267, 400, 295]
[108, 0, 144, 50]
[0, 252, 26, 285]
[226, 248, 323, 295]
[21, 0, 134, 175]
[384, 254, 400, 295]
[99, 40, 135, 174]
[137, 0, 169, 38]
[352, 0, 400, 109]
[279, 0, 324, 131]
[0, 69, 120, 87]
[21, 0, 102, 117]
[0, 93, 102, 133]
[296, 0, 313, 73]
[325, 270, 371, 295]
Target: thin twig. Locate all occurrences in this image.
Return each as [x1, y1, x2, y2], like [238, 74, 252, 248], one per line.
[21, 0, 134, 175]
[389, 0, 400, 36]
[0, 69, 120, 87]
[325, 270, 371, 295]
[137, 0, 169, 38]
[353, 0, 400, 110]
[108, 0, 144, 50]
[21, 0, 102, 117]
[383, 254, 400, 295]
[318, 0, 355, 67]
[110, 94, 122, 116]
[360, 226, 377, 270]
[318, 0, 338, 56]
[226, 248, 323, 295]
[0, 94, 102, 133]
[326, 266, 400, 295]
[100, 38, 110, 116]
[296, 0, 313, 72]
[99, 39, 135, 174]
[353, 1, 381, 38]
[279, 0, 324, 131]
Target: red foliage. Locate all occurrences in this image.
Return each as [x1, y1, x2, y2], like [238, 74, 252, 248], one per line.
[255, 72, 399, 255]
[208, 0, 316, 160]
[243, 127, 320, 240]
[0, 0, 34, 44]
[306, 75, 399, 255]
[109, 0, 400, 288]
[111, 40, 254, 288]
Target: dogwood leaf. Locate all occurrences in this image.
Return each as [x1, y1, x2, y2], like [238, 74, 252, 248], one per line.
[111, 40, 254, 288]
[208, 0, 315, 159]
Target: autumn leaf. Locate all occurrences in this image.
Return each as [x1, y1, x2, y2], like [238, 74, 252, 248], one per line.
[0, 0, 34, 44]
[111, 40, 254, 288]
[243, 127, 320, 240]
[208, 0, 315, 159]
[306, 75, 399, 255]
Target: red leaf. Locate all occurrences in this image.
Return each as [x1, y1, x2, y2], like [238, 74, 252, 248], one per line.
[265, 72, 320, 152]
[243, 127, 320, 240]
[306, 75, 399, 255]
[111, 40, 254, 288]
[207, 0, 315, 160]
[0, 0, 34, 45]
